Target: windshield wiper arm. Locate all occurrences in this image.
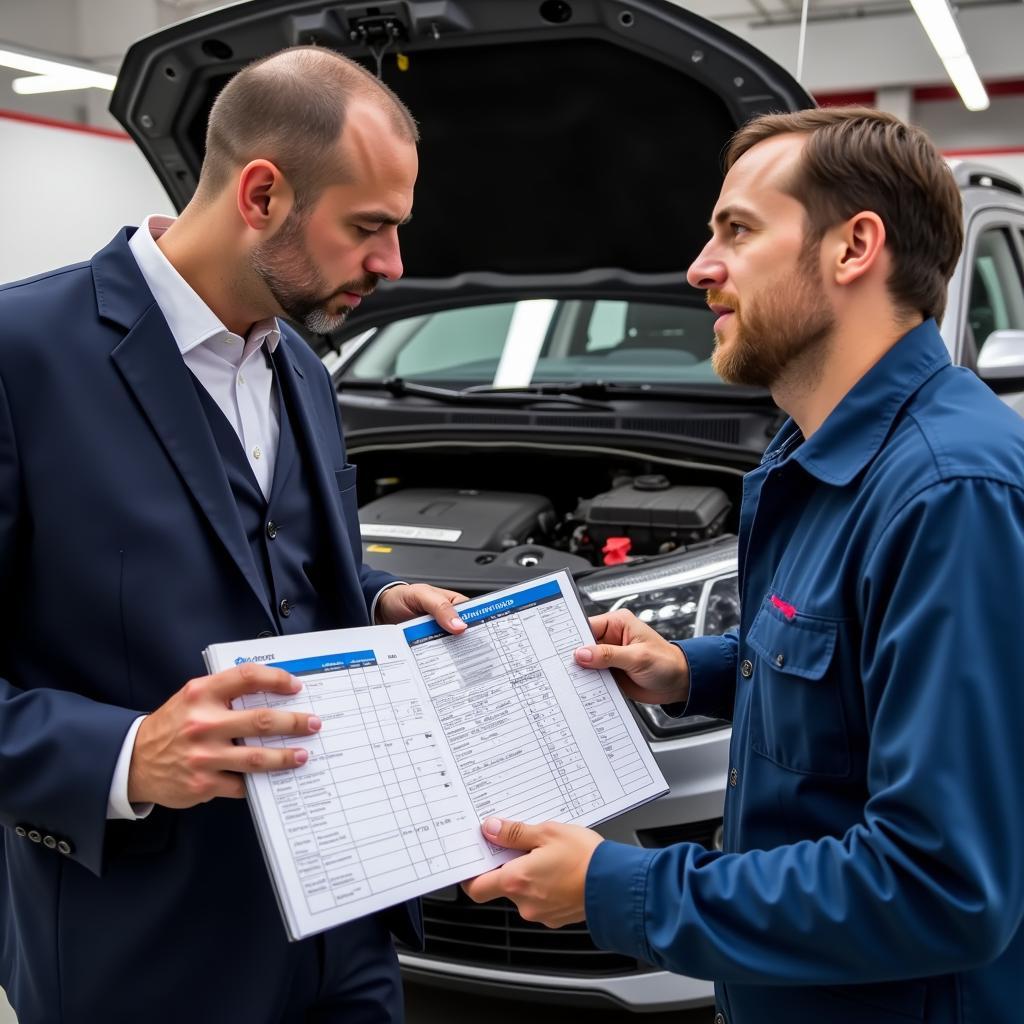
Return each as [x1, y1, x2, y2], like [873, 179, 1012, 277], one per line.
[467, 380, 770, 403]
[342, 377, 613, 410]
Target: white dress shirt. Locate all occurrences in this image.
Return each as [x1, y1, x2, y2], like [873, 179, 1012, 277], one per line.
[107, 216, 402, 819]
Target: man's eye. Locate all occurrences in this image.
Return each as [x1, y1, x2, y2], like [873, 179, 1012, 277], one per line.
[355, 224, 381, 236]
[730, 222, 749, 236]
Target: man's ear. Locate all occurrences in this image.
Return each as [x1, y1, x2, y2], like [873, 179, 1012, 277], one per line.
[236, 159, 293, 233]
[829, 211, 886, 288]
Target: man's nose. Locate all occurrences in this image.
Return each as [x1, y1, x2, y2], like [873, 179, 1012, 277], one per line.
[366, 233, 404, 282]
[686, 243, 725, 290]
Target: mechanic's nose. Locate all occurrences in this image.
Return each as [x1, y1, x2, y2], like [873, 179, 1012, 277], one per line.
[687, 243, 725, 290]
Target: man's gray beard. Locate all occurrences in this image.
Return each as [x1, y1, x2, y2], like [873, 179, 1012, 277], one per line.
[301, 307, 351, 334]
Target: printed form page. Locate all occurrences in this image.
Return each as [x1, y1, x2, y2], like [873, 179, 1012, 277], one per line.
[215, 625, 495, 940]
[208, 571, 666, 940]
[402, 570, 667, 838]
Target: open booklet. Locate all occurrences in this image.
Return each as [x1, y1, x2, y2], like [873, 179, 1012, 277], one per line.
[203, 569, 668, 941]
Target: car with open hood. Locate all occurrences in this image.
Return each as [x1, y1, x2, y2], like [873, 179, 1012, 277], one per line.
[111, 0, 1024, 1013]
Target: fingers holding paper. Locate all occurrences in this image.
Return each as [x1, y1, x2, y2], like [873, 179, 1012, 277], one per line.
[461, 817, 604, 928]
[574, 609, 691, 706]
[127, 664, 321, 808]
[374, 582, 469, 633]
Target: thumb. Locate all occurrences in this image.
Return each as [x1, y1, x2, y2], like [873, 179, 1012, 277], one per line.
[481, 817, 541, 851]
[575, 641, 643, 674]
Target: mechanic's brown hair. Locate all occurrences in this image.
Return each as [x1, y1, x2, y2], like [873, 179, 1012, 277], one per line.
[726, 106, 963, 323]
[197, 45, 418, 209]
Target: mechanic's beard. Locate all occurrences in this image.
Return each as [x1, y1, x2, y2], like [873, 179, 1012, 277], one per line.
[711, 255, 835, 389]
[250, 213, 378, 335]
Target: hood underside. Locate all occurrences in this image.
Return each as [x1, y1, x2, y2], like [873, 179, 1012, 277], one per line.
[111, 0, 813, 319]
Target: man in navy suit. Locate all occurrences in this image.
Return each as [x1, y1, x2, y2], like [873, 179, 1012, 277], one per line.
[0, 46, 466, 1023]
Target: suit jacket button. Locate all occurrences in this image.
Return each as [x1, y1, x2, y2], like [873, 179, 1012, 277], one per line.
[714, 1014, 726, 1024]
[740, 659, 753, 679]
[729, 767, 739, 788]
[266, 520, 278, 539]
[279, 598, 292, 618]
[256, 630, 275, 639]
[43, 835, 57, 849]
[27, 830, 42, 843]
[14, 825, 26, 838]
[57, 840, 73, 856]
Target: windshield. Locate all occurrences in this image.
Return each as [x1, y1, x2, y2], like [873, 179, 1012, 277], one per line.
[342, 299, 725, 387]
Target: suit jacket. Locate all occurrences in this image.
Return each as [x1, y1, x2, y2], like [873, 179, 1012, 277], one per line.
[0, 229, 421, 1022]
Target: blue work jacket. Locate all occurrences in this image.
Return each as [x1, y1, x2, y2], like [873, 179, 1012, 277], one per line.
[585, 320, 1024, 1023]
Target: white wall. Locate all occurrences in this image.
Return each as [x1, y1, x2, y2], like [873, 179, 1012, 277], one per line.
[0, 113, 173, 284]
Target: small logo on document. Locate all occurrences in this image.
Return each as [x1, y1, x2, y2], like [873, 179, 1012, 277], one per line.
[235, 654, 276, 665]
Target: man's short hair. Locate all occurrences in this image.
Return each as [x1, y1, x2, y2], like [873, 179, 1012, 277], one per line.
[197, 45, 418, 208]
[725, 106, 963, 323]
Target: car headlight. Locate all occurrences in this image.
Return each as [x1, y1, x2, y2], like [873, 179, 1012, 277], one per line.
[577, 536, 739, 738]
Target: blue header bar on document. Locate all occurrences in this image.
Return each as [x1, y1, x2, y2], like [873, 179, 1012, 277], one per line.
[272, 650, 378, 675]
[403, 579, 563, 646]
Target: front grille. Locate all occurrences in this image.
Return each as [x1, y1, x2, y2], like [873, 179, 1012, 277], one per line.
[401, 890, 651, 976]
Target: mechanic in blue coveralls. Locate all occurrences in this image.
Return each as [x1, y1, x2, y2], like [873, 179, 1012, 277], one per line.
[462, 107, 1024, 1023]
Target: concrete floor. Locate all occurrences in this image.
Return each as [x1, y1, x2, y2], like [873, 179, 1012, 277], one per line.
[1, 983, 713, 1022]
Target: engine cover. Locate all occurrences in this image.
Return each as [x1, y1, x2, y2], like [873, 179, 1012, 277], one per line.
[358, 488, 553, 550]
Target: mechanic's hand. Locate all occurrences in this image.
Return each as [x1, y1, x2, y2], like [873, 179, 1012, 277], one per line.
[127, 665, 319, 808]
[462, 817, 603, 928]
[375, 582, 468, 633]
[574, 609, 691, 705]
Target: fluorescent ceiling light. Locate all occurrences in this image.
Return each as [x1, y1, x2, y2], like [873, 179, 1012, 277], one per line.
[0, 45, 116, 93]
[909, 0, 990, 111]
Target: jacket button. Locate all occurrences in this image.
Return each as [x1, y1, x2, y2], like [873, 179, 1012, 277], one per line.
[14, 825, 26, 838]
[279, 598, 292, 618]
[43, 835, 56, 850]
[740, 659, 753, 678]
[256, 629, 275, 639]
[775, 652, 785, 668]
[729, 767, 739, 788]
[27, 830, 41, 843]
[266, 520, 278, 539]
[57, 840, 73, 856]
[715, 1014, 726, 1024]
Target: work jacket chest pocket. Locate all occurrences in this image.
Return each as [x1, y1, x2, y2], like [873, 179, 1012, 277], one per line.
[746, 596, 851, 777]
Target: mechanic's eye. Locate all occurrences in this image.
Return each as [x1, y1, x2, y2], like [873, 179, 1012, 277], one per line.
[355, 224, 382, 237]
[730, 222, 750, 237]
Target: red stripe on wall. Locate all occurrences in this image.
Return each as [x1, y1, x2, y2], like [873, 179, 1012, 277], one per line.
[0, 108, 129, 140]
[942, 146, 1024, 157]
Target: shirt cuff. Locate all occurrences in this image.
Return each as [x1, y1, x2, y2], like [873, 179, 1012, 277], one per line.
[585, 839, 658, 963]
[370, 581, 409, 624]
[662, 634, 737, 719]
[106, 715, 154, 820]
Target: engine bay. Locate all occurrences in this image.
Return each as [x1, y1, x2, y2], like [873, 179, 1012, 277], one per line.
[353, 447, 739, 594]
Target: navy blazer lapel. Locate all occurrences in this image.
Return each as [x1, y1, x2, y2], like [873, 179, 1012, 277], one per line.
[96, 230, 275, 626]
[273, 338, 365, 615]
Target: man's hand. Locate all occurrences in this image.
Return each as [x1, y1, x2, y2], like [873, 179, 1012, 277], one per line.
[461, 817, 604, 928]
[375, 583, 468, 633]
[127, 665, 319, 808]
[574, 609, 691, 705]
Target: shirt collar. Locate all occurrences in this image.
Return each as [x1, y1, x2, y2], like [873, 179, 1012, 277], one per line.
[764, 318, 951, 486]
[127, 214, 281, 357]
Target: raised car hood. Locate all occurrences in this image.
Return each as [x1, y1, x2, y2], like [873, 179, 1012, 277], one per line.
[111, 0, 813, 321]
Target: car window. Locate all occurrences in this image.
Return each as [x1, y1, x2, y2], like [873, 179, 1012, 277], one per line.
[345, 299, 721, 386]
[967, 227, 1024, 353]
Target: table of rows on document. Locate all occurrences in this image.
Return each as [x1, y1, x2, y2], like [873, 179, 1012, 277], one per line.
[409, 590, 655, 829]
[242, 652, 484, 919]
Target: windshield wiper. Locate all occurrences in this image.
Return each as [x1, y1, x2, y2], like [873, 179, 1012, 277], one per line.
[468, 380, 772, 403]
[342, 377, 613, 410]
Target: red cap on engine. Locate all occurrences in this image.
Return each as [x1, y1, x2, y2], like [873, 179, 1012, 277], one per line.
[602, 536, 632, 566]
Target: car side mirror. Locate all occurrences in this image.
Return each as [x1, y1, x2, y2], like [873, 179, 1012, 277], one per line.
[977, 329, 1024, 389]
